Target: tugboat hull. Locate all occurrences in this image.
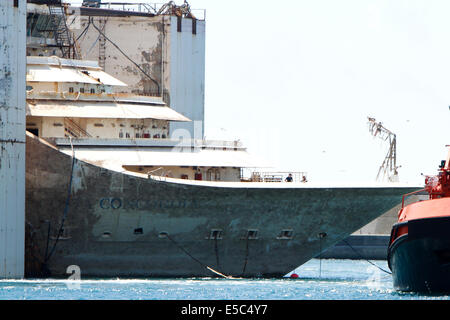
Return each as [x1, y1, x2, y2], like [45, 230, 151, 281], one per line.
[388, 216, 450, 293]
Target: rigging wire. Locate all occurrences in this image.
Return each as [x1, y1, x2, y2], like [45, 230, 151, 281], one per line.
[85, 19, 107, 57]
[76, 17, 91, 43]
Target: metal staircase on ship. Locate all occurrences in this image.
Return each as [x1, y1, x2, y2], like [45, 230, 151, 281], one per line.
[46, 3, 80, 59]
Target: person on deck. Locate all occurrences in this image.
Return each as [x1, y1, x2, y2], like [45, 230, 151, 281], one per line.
[285, 173, 293, 182]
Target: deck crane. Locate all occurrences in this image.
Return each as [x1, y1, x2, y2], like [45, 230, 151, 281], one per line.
[367, 117, 400, 182]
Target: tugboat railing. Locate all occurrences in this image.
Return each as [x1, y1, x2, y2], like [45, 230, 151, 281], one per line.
[401, 188, 426, 209]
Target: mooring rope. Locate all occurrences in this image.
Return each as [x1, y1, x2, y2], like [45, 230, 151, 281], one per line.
[44, 137, 76, 265]
[342, 238, 392, 274]
[163, 232, 235, 279]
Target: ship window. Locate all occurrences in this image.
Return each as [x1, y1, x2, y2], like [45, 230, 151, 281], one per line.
[207, 229, 223, 240]
[244, 229, 258, 240]
[277, 229, 294, 239]
[134, 228, 143, 235]
[69, 87, 74, 93]
[80, 88, 85, 93]
[94, 123, 104, 127]
[102, 231, 111, 238]
[90, 88, 96, 94]
[26, 85, 33, 91]
[158, 231, 169, 239]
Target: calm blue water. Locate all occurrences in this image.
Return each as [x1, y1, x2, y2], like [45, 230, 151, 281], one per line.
[1, 259, 448, 300]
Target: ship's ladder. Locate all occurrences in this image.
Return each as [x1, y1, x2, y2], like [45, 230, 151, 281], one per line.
[64, 118, 92, 138]
[47, 4, 79, 59]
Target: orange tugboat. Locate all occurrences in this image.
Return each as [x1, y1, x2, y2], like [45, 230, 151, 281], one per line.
[388, 147, 450, 293]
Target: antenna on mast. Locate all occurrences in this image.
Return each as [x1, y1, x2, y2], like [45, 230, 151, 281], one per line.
[367, 117, 400, 182]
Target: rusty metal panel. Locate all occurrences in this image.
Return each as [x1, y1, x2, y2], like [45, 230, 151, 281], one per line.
[0, 0, 26, 279]
[74, 15, 164, 93]
[72, 13, 205, 137]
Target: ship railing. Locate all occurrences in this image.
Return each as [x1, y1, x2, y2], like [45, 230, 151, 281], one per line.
[98, 2, 206, 20]
[401, 188, 427, 209]
[147, 167, 172, 181]
[250, 171, 308, 183]
[52, 137, 245, 149]
[194, 139, 243, 149]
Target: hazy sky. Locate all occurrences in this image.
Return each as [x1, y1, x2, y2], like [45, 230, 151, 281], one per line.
[67, 0, 449, 184]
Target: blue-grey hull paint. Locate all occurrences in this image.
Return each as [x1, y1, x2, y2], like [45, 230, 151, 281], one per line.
[25, 134, 420, 278]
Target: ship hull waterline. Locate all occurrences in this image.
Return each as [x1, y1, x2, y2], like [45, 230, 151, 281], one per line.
[25, 134, 420, 278]
[388, 216, 450, 293]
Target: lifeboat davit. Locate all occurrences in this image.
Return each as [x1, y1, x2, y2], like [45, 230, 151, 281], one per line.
[388, 147, 450, 293]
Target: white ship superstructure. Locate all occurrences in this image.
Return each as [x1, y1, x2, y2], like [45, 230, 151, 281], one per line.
[25, 56, 269, 182]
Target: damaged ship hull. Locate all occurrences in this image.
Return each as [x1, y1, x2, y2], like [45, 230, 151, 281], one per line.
[25, 133, 420, 278]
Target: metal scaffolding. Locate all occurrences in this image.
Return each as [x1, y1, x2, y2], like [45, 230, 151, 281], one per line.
[367, 117, 399, 182]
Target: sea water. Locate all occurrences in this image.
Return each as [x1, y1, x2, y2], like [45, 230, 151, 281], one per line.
[0, 259, 448, 300]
